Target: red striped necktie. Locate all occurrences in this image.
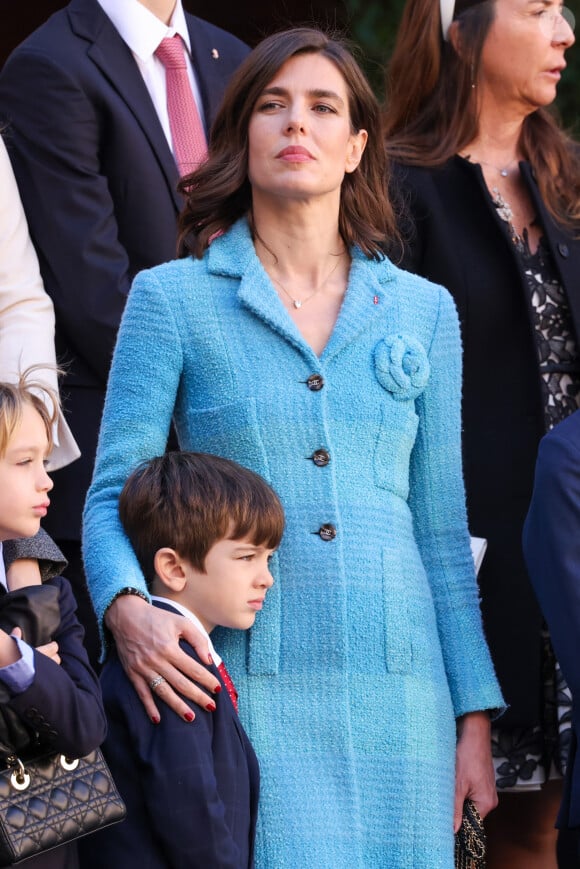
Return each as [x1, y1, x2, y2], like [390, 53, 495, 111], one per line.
[218, 661, 239, 713]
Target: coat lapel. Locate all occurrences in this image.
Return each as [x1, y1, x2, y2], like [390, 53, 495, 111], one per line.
[208, 220, 320, 365]
[321, 250, 397, 364]
[68, 0, 181, 211]
[521, 162, 580, 344]
[209, 219, 397, 363]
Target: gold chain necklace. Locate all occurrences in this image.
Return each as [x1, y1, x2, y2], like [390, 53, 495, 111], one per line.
[269, 256, 344, 310]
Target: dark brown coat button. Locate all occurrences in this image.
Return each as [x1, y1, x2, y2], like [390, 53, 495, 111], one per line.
[306, 374, 324, 391]
[317, 523, 337, 541]
[311, 449, 331, 467]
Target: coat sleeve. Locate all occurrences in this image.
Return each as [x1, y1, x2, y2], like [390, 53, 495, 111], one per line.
[0, 136, 80, 469]
[0, 47, 132, 387]
[523, 420, 580, 700]
[408, 287, 504, 717]
[5, 577, 107, 757]
[101, 653, 246, 868]
[83, 268, 184, 632]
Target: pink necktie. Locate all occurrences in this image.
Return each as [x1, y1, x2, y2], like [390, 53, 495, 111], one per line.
[218, 661, 239, 714]
[154, 35, 208, 176]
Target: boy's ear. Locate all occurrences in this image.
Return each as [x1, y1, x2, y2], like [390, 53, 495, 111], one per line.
[153, 548, 188, 592]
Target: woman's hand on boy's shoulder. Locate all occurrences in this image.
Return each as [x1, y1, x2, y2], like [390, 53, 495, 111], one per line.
[105, 595, 221, 724]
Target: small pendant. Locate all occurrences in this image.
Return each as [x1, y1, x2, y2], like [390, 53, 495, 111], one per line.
[500, 169, 509, 177]
[293, 300, 302, 309]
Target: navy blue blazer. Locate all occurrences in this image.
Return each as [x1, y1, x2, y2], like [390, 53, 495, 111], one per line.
[0, 577, 107, 868]
[0, 0, 249, 540]
[524, 409, 580, 828]
[81, 602, 259, 868]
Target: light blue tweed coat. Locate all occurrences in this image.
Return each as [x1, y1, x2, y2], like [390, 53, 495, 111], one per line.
[83, 218, 503, 868]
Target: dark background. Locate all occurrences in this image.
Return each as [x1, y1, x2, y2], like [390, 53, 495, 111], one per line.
[1, 1, 349, 65]
[1, 0, 578, 130]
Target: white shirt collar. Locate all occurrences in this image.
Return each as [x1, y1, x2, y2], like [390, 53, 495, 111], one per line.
[151, 595, 222, 665]
[96, 0, 191, 62]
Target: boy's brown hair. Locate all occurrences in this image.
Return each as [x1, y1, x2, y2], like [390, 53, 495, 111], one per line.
[0, 371, 57, 458]
[119, 451, 284, 586]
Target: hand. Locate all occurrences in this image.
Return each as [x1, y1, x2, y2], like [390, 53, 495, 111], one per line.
[104, 595, 221, 724]
[6, 559, 42, 590]
[35, 639, 61, 665]
[454, 711, 497, 832]
[0, 628, 21, 666]
[8, 627, 61, 664]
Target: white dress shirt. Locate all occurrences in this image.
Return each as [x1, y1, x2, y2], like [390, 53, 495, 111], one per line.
[96, 0, 207, 148]
[151, 595, 222, 666]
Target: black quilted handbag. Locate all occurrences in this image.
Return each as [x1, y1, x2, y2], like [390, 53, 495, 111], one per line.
[0, 747, 126, 865]
[455, 799, 486, 869]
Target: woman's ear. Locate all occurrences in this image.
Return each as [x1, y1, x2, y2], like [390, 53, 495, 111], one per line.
[345, 129, 368, 174]
[448, 20, 463, 55]
[153, 548, 188, 593]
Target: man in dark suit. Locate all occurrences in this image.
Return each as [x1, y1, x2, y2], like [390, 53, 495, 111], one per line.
[0, 0, 249, 662]
[524, 410, 580, 865]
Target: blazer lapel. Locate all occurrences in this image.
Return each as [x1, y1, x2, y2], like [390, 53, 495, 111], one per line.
[521, 163, 580, 344]
[186, 16, 229, 130]
[208, 220, 321, 365]
[321, 250, 397, 363]
[68, 0, 181, 211]
[209, 221, 398, 363]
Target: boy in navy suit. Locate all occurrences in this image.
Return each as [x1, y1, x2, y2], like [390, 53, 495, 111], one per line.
[82, 451, 284, 869]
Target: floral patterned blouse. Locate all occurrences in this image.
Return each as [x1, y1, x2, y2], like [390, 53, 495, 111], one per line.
[490, 188, 580, 790]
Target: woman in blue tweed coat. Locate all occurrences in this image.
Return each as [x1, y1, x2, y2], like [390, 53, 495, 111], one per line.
[83, 28, 503, 868]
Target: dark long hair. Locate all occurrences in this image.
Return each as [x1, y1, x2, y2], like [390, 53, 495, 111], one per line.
[383, 0, 580, 230]
[178, 28, 399, 260]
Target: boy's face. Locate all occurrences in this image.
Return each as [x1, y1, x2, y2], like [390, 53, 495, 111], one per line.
[181, 536, 275, 634]
[0, 403, 53, 541]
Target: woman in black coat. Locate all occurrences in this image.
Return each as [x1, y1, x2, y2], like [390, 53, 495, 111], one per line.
[383, 0, 579, 865]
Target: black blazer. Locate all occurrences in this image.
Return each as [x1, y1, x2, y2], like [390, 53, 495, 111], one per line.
[524, 409, 580, 827]
[0, 0, 249, 539]
[0, 577, 107, 868]
[82, 601, 260, 868]
[393, 156, 580, 728]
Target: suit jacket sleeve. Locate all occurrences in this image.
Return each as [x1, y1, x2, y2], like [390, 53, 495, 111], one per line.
[3, 577, 107, 757]
[104, 650, 246, 868]
[408, 287, 503, 716]
[0, 47, 132, 386]
[523, 420, 580, 700]
[0, 136, 80, 469]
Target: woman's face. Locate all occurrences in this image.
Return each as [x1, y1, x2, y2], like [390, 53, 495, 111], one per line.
[246, 53, 367, 209]
[479, 0, 575, 112]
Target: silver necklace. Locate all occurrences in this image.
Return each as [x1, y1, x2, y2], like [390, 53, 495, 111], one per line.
[478, 157, 518, 178]
[462, 152, 519, 178]
[270, 256, 343, 310]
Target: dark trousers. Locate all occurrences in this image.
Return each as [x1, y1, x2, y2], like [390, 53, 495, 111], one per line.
[558, 827, 580, 868]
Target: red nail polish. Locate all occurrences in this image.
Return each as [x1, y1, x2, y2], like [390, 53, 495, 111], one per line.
[184, 711, 194, 722]
[214, 683, 222, 693]
[206, 702, 216, 712]
[207, 654, 213, 665]
[151, 715, 160, 725]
